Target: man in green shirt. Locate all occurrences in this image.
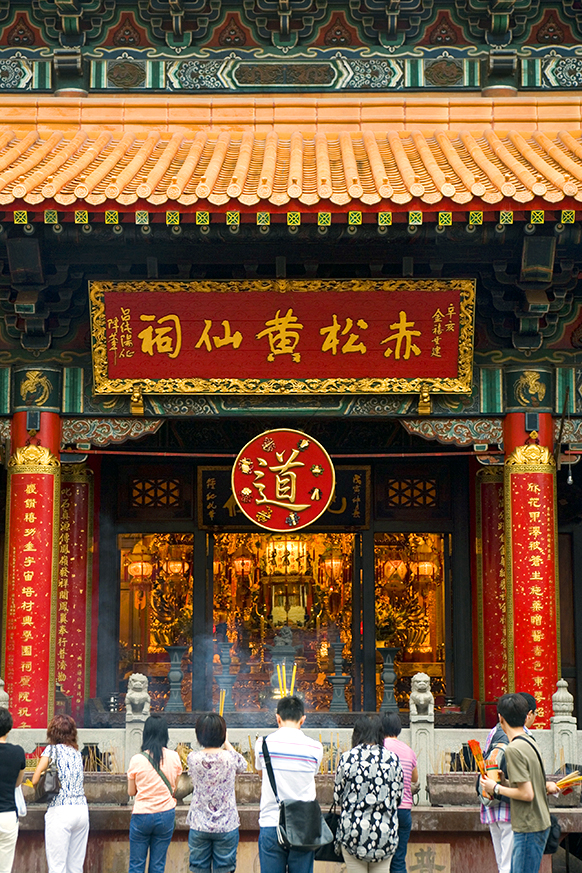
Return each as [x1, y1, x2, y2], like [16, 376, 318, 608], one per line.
[481, 693, 559, 873]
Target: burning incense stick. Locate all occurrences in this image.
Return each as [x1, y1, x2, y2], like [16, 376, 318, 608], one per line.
[276, 664, 284, 697]
[248, 736, 255, 772]
[556, 771, 581, 789]
[290, 663, 297, 696]
[282, 663, 287, 696]
[219, 689, 226, 717]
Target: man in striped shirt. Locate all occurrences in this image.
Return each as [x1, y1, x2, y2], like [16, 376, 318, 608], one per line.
[480, 693, 538, 873]
[256, 696, 323, 873]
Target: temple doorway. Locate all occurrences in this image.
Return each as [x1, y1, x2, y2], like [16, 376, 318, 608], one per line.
[212, 532, 354, 711]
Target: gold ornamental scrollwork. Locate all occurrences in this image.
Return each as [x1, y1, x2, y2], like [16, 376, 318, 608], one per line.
[476, 467, 504, 483]
[89, 278, 476, 396]
[61, 463, 92, 483]
[8, 445, 60, 468]
[505, 444, 555, 467]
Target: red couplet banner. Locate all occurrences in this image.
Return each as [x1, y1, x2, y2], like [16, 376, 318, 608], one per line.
[90, 280, 475, 394]
[58, 476, 92, 723]
[505, 464, 559, 728]
[476, 471, 508, 704]
[2, 468, 59, 728]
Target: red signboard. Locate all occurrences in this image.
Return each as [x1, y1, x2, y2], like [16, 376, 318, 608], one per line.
[2, 462, 59, 727]
[90, 279, 475, 395]
[232, 429, 335, 532]
[476, 470, 508, 704]
[505, 452, 559, 728]
[58, 474, 92, 724]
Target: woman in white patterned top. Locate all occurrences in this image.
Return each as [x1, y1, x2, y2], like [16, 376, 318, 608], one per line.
[187, 713, 247, 873]
[32, 714, 88, 873]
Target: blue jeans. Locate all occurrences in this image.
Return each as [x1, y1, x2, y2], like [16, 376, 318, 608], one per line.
[510, 828, 550, 873]
[391, 808, 412, 873]
[258, 826, 314, 873]
[129, 810, 175, 873]
[189, 828, 239, 873]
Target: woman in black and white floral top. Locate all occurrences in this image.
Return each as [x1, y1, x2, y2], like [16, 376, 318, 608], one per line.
[334, 715, 403, 873]
[32, 714, 88, 873]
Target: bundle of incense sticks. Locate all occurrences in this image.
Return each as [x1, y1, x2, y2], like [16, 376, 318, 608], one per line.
[219, 689, 226, 717]
[556, 771, 582, 790]
[467, 739, 487, 778]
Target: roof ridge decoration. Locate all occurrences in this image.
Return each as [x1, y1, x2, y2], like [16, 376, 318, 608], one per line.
[0, 126, 581, 210]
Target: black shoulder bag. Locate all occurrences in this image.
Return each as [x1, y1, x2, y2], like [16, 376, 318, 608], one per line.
[513, 736, 561, 855]
[34, 745, 61, 803]
[261, 738, 333, 852]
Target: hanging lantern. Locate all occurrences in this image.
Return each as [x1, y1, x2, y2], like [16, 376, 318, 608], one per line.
[233, 545, 254, 576]
[383, 559, 407, 581]
[321, 544, 343, 582]
[127, 541, 153, 579]
[162, 545, 189, 577]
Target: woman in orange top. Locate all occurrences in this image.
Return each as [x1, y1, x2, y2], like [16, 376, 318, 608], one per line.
[127, 714, 182, 873]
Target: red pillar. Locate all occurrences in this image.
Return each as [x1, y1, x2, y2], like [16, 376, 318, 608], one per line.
[475, 468, 508, 722]
[503, 412, 559, 728]
[58, 465, 94, 725]
[1, 410, 61, 727]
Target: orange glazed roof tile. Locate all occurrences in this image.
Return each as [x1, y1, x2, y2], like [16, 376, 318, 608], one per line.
[0, 125, 582, 209]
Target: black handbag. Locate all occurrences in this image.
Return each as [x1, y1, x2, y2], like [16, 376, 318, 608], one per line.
[34, 746, 61, 803]
[262, 738, 333, 852]
[314, 804, 341, 862]
[513, 736, 562, 855]
[545, 815, 561, 855]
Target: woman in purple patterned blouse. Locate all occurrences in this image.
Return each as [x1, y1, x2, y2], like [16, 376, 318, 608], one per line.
[187, 713, 247, 873]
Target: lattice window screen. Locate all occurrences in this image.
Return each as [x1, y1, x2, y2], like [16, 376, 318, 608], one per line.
[386, 479, 437, 507]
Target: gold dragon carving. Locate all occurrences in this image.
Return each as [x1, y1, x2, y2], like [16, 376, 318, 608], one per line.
[19, 370, 52, 406]
[514, 371, 546, 407]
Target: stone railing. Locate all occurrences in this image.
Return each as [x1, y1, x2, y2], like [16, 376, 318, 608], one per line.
[4, 675, 579, 807]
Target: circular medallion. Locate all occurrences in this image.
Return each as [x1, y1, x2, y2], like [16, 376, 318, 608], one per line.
[232, 428, 335, 532]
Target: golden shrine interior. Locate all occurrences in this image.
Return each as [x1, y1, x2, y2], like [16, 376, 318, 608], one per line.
[118, 531, 445, 711]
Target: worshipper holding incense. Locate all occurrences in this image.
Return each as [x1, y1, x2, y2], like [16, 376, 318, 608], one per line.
[334, 715, 403, 873]
[31, 714, 89, 873]
[382, 712, 419, 873]
[186, 713, 247, 873]
[127, 714, 182, 873]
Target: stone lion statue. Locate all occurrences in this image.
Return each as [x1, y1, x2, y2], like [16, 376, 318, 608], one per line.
[409, 672, 434, 717]
[125, 673, 151, 720]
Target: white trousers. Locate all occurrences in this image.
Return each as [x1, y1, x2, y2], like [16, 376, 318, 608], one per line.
[45, 805, 89, 873]
[489, 820, 513, 873]
[0, 811, 18, 873]
[341, 847, 393, 873]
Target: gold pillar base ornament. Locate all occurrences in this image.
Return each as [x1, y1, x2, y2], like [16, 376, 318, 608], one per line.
[505, 444, 555, 467]
[8, 444, 60, 468]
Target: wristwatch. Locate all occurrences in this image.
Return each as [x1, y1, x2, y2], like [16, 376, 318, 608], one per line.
[493, 784, 501, 799]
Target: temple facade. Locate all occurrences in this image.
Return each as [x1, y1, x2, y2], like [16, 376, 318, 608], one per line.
[0, 1, 581, 732]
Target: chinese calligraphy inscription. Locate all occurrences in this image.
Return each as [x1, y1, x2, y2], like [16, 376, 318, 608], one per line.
[92, 279, 475, 395]
[232, 429, 336, 532]
[504, 448, 559, 728]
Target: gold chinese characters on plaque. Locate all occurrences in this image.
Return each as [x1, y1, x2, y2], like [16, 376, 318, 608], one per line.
[89, 279, 475, 396]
